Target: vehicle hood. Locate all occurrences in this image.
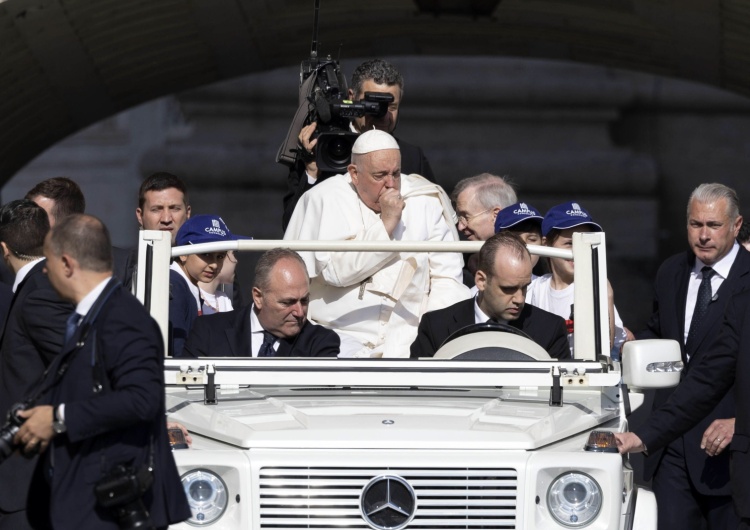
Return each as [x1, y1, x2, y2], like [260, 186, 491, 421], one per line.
[166, 386, 619, 450]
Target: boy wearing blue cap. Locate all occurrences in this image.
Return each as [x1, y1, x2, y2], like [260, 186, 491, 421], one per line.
[169, 215, 245, 357]
[494, 202, 544, 271]
[526, 201, 630, 358]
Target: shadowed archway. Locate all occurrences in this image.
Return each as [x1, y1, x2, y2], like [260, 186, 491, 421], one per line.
[2, 0, 749, 181]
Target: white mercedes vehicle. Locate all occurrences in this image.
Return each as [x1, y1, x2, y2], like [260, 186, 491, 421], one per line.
[136, 231, 680, 530]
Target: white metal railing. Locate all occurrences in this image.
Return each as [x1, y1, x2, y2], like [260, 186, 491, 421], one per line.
[168, 239, 574, 259]
[164, 359, 621, 388]
[136, 231, 608, 361]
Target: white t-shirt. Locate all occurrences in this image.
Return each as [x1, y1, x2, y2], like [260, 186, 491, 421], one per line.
[199, 288, 233, 315]
[527, 273, 626, 357]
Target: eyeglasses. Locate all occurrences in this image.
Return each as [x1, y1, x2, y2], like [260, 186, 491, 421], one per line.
[457, 207, 494, 226]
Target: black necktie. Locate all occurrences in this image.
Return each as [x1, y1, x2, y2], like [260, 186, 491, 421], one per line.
[686, 266, 715, 353]
[258, 330, 277, 357]
[64, 312, 82, 345]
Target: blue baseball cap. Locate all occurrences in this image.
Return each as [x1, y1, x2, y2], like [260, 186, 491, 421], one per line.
[175, 215, 250, 246]
[541, 201, 602, 237]
[494, 202, 543, 233]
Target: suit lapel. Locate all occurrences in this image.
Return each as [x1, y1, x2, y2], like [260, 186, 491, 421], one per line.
[0, 261, 45, 346]
[276, 335, 294, 357]
[277, 321, 310, 357]
[224, 305, 252, 356]
[675, 253, 693, 348]
[6, 261, 44, 314]
[450, 299, 476, 334]
[690, 248, 750, 356]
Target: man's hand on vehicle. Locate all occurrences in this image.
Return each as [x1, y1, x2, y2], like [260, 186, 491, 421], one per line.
[614, 432, 646, 454]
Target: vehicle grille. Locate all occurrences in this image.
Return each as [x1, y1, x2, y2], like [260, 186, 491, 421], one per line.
[259, 466, 518, 529]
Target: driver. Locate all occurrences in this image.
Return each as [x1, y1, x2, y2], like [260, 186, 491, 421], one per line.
[410, 232, 570, 359]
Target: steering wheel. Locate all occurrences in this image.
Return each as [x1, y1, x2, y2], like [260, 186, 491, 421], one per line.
[433, 322, 552, 361]
[441, 321, 534, 345]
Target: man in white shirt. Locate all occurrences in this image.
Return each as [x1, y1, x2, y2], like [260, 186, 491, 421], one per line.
[632, 182, 747, 530]
[410, 232, 570, 360]
[285, 129, 470, 357]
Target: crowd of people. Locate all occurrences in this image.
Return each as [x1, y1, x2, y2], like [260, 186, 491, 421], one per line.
[0, 57, 748, 529]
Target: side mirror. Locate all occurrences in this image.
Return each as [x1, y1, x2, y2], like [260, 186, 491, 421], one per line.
[621, 339, 682, 390]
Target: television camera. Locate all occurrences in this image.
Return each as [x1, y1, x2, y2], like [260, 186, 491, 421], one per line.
[276, 1, 394, 173]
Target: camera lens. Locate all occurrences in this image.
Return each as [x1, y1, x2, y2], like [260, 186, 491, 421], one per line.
[0, 424, 19, 462]
[327, 137, 349, 160]
[318, 132, 356, 173]
[0, 403, 28, 465]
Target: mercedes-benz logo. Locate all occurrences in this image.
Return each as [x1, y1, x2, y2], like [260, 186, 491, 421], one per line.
[360, 475, 417, 530]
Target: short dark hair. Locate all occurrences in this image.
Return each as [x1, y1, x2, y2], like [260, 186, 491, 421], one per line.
[254, 248, 307, 290]
[544, 228, 563, 247]
[0, 199, 49, 258]
[477, 232, 530, 279]
[138, 172, 189, 210]
[739, 218, 750, 244]
[505, 219, 542, 237]
[351, 59, 404, 97]
[48, 214, 113, 273]
[25, 177, 85, 221]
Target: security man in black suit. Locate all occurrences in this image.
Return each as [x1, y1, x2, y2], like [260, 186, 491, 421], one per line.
[410, 232, 570, 360]
[282, 58, 435, 230]
[183, 248, 340, 358]
[616, 287, 750, 528]
[636, 182, 747, 529]
[25, 176, 136, 289]
[13, 214, 190, 529]
[0, 199, 72, 529]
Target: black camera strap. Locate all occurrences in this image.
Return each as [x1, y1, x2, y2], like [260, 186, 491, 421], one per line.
[26, 279, 120, 405]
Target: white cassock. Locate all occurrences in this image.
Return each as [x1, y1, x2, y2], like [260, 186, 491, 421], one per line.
[284, 172, 471, 357]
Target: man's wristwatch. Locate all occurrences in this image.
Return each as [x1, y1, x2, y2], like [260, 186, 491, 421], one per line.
[52, 405, 66, 434]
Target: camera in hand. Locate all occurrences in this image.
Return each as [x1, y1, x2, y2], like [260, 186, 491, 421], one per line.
[94, 464, 155, 530]
[0, 402, 32, 464]
[305, 58, 393, 173]
[276, 1, 394, 173]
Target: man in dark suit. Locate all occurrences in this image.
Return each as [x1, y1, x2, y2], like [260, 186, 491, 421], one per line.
[282, 58, 435, 230]
[183, 248, 340, 358]
[410, 232, 570, 360]
[12, 214, 190, 529]
[25, 176, 136, 288]
[0, 200, 72, 529]
[616, 287, 750, 528]
[0, 177, 85, 288]
[635, 183, 747, 529]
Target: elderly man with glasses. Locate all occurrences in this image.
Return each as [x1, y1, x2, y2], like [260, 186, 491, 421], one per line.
[450, 173, 517, 286]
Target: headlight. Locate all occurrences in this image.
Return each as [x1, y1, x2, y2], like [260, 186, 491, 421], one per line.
[547, 472, 602, 527]
[181, 469, 228, 526]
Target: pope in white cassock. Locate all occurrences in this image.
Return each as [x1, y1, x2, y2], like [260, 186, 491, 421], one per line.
[284, 130, 471, 357]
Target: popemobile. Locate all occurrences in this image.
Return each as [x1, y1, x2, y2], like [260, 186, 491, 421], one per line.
[135, 230, 678, 529]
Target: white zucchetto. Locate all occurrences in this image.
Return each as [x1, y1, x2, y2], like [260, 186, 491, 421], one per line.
[351, 129, 400, 154]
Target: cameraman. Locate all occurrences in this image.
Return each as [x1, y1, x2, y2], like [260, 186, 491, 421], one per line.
[282, 58, 435, 229]
[12, 214, 190, 530]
